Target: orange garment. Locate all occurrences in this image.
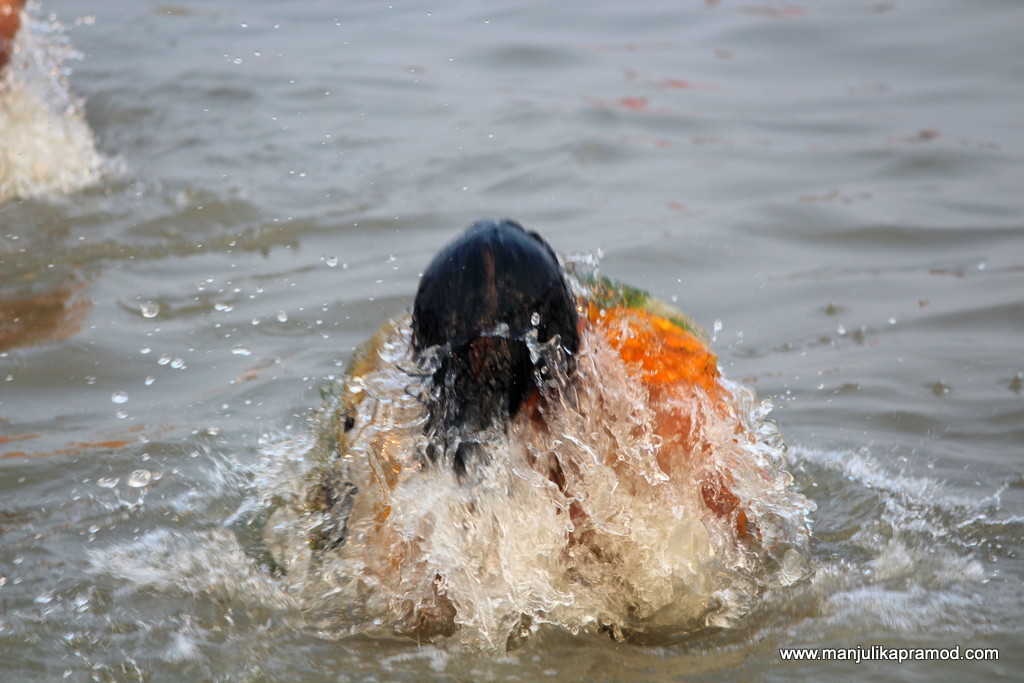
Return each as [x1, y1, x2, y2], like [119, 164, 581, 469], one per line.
[585, 302, 722, 397]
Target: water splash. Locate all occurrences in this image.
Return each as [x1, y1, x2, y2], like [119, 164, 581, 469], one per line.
[0, 3, 105, 203]
[750, 445, 997, 644]
[76, 361, 1014, 665]
[259, 277, 815, 649]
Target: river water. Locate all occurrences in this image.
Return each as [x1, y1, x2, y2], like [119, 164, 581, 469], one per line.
[1, 0, 1022, 680]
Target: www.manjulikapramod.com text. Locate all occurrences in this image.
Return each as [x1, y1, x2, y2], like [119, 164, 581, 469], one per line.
[779, 645, 999, 664]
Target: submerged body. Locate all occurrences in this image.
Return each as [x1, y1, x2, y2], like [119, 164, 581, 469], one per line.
[263, 221, 812, 649]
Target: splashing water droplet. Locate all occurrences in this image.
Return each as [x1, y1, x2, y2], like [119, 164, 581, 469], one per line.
[276, 311, 289, 323]
[96, 477, 119, 489]
[140, 302, 160, 319]
[231, 346, 252, 356]
[111, 391, 128, 404]
[326, 256, 339, 267]
[126, 469, 152, 488]
[531, 311, 541, 326]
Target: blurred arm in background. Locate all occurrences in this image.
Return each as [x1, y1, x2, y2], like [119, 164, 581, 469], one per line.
[0, 0, 24, 74]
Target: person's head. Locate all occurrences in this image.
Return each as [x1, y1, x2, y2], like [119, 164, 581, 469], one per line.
[412, 219, 579, 474]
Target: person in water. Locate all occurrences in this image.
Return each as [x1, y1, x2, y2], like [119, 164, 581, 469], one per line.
[0, 0, 22, 75]
[265, 218, 811, 645]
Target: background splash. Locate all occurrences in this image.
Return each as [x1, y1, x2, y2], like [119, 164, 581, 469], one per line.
[0, 2, 104, 203]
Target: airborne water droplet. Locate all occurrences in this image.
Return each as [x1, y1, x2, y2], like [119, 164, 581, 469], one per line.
[231, 345, 252, 356]
[96, 477, 119, 488]
[111, 391, 128, 404]
[276, 311, 288, 323]
[127, 469, 152, 488]
[140, 301, 160, 319]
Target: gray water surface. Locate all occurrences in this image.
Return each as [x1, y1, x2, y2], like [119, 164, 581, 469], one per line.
[1, 0, 1022, 680]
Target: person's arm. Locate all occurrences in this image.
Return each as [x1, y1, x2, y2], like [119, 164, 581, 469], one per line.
[0, 0, 24, 75]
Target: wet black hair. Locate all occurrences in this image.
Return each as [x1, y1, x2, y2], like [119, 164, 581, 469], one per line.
[412, 219, 579, 474]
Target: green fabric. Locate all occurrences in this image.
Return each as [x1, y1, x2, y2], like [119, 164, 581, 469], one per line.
[582, 274, 709, 343]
